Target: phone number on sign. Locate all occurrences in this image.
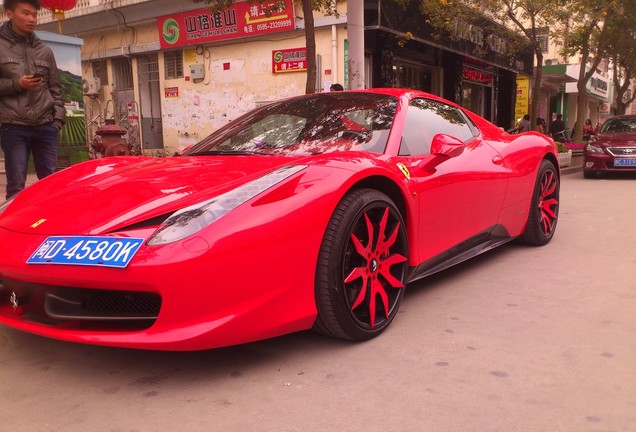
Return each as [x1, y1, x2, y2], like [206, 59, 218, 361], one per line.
[257, 19, 292, 31]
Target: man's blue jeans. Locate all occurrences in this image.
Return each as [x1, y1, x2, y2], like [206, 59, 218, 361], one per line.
[1, 123, 58, 199]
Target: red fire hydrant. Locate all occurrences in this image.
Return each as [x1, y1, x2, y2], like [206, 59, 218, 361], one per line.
[91, 123, 131, 157]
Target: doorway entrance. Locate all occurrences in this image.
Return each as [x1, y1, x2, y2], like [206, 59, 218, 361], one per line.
[137, 54, 164, 151]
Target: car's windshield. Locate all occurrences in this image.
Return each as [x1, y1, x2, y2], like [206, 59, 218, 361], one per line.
[600, 118, 636, 134]
[183, 93, 398, 156]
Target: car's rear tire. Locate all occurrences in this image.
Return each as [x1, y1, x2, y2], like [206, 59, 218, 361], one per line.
[521, 159, 560, 246]
[313, 189, 409, 341]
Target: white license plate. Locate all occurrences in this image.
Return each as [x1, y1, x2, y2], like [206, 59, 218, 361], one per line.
[27, 236, 144, 268]
[615, 158, 636, 166]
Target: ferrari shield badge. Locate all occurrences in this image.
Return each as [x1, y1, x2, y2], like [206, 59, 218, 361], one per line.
[30, 218, 46, 228]
[396, 163, 411, 180]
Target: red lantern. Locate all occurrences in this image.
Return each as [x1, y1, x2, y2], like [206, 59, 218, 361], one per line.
[40, 0, 77, 21]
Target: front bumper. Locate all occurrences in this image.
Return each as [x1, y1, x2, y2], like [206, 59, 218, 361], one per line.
[583, 152, 636, 173]
[0, 225, 319, 351]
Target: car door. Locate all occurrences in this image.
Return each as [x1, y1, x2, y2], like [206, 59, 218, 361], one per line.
[398, 98, 509, 263]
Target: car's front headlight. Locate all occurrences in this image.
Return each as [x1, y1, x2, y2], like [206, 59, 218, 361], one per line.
[147, 165, 306, 245]
[585, 143, 604, 154]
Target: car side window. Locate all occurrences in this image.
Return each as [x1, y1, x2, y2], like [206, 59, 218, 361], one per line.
[399, 98, 477, 156]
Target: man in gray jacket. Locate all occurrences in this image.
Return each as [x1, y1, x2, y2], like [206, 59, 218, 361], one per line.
[0, 0, 65, 199]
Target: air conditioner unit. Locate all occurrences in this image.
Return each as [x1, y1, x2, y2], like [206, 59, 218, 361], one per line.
[82, 77, 101, 95]
[544, 58, 560, 66]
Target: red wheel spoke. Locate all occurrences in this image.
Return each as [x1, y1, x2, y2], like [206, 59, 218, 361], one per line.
[379, 254, 407, 288]
[364, 212, 374, 249]
[373, 279, 390, 321]
[349, 274, 369, 311]
[345, 266, 367, 285]
[541, 198, 558, 218]
[537, 170, 558, 236]
[345, 206, 407, 328]
[540, 213, 553, 235]
[540, 173, 556, 198]
[350, 232, 370, 257]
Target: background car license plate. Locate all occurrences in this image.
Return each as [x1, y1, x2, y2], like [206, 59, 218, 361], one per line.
[615, 158, 636, 166]
[27, 236, 144, 268]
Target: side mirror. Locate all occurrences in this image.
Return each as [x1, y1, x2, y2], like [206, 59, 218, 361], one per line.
[430, 133, 466, 158]
[416, 134, 466, 172]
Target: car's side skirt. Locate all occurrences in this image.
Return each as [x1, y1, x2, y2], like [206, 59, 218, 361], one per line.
[408, 225, 514, 283]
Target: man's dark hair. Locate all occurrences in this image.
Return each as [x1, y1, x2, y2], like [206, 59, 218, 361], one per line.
[3, 0, 41, 11]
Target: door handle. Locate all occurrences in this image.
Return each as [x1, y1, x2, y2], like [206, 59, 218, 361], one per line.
[492, 155, 503, 165]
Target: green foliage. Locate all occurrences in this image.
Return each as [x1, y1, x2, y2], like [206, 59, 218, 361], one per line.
[554, 141, 568, 153]
[58, 70, 83, 108]
[59, 116, 86, 147]
[603, 0, 636, 114]
[58, 146, 90, 165]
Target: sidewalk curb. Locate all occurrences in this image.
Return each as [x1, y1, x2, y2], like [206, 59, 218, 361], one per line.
[561, 165, 583, 176]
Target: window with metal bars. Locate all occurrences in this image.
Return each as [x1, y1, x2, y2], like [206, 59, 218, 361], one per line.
[164, 50, 184, 79]
[91, 59, 108, 85]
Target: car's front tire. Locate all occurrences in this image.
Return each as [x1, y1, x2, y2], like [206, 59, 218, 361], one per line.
[521, 159, 560, 246]
[313, 189, 409, 341]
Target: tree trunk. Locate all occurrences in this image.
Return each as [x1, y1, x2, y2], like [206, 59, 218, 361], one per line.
[302, 0, 317, 94]
[531, 50, 543, 131]
[574, 78, 588, 143]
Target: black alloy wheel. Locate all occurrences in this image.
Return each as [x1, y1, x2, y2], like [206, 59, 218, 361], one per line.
[313, 189, 409, 341]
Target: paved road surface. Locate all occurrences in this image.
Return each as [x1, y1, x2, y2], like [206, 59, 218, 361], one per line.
[1, 169, 634, 432]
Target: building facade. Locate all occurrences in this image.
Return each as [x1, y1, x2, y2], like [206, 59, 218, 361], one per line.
[2, 0, 530, 155]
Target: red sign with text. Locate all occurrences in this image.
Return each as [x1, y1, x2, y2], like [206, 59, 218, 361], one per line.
[157, 0, 295, 49]
[461, 66, 493, 86]
[272, 48, 307, 74]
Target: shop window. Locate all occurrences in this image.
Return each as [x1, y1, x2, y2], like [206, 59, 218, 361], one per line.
[112, 57, 133, 90]
[164, 50, 184, 79]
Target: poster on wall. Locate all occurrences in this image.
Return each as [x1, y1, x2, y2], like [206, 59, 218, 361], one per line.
[515, 76, 530, 122]
[37, 31, 84, 148]
[272, 48, 307, 73]
[157, 0, 296, 49]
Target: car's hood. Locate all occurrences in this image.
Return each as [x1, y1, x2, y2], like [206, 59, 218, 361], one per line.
[1, 156, 308, 235]
[594, 132, 636, 147]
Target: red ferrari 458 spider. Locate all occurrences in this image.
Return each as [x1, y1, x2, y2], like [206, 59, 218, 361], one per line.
[0, 89, 560, 350]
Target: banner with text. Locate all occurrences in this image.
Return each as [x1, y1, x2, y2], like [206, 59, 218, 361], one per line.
[157, 0, 295, 49]
[272, 48, 307, 74]
[515, 76, 530, 122]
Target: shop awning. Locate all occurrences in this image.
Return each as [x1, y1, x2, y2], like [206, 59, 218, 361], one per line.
[542, 64, 577, 91]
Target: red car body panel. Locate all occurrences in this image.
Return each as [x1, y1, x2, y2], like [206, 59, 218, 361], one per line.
[0, 89, 559, 350]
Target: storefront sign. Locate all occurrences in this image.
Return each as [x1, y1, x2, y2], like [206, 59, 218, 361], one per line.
[591, 77, 608, 94]
[272, 48, 307, 73]
[599, 102, 610, 114]
[515, 76, 530, 120]
[157, 0, 295, 49]
[165, 87, 179, 98]
[462, 66, 493, 86]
